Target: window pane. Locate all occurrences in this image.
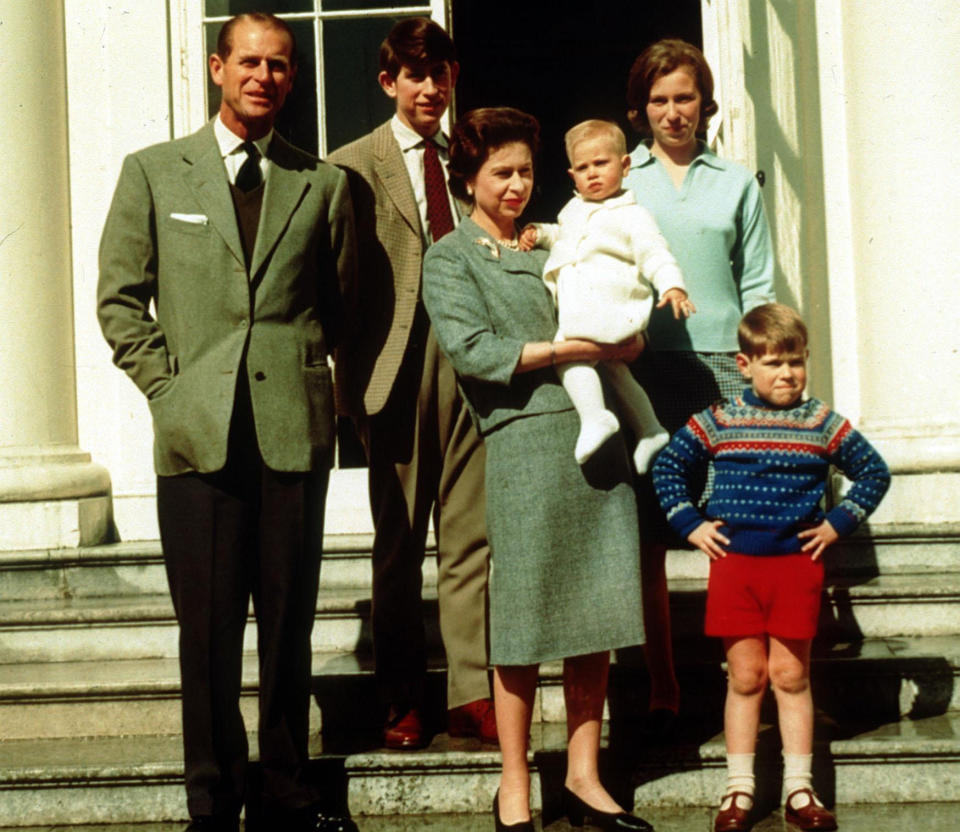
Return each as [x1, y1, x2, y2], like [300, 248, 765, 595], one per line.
[322, 17, 399, 153]
[322, 0, 425, 10]
[205, 20, 319, 155]
[205, 0, 313, 15]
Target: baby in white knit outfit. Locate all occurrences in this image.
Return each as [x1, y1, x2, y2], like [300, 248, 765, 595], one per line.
[521, 119, 695, 472]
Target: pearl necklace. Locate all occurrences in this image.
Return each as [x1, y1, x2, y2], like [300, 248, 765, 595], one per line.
[498, 237, 520, 251]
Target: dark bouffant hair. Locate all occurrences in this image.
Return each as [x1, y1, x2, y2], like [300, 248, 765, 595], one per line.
[625, 38, 718, 137]
[379, 17, 457, 78]
[216, 13, 297, 67]
[738, 303, 809, 357]
[447, 107, 540, 202]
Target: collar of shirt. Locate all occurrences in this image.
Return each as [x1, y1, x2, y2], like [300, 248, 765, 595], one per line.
[628, 139, 724, 172]
[390, 114, 448, 153]
[215, 115, 273, 185]
[741, 387, 808, 411]
[390, 114, 457, 243]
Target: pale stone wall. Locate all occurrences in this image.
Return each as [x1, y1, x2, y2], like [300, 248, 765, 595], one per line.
[830, 0, 960, 522]
[0, 0, 111, 548]
[707, 0, 960, 526]
[5, 0, 956, 546]
[65, 0, 174, 540]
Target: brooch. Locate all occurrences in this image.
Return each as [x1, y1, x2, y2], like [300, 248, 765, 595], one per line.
[474, 237, 500, 259]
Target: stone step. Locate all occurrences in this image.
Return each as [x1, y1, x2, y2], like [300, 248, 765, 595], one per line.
[605, 635, 960, 728]
[0, 586, 406, 663]
[1, 570, 957, 665]
[2, 714, 958, 826]
[0, 535, 427, 603]
[665, 572, 960, 639]
[0, 523, 956, 604]
[3, 637, 956, 741]
[5, 804, 960, 832]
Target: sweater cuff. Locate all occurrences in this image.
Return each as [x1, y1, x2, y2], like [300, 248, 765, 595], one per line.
[650, 261, 687, 296]
[824, 505, 860, 538]
[667, 504, 704, 540]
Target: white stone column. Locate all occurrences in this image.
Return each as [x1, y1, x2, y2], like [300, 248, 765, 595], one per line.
[817, 0, 960, 524]
[0, 1, 111, 549]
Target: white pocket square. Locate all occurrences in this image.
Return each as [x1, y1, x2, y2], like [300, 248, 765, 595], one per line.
[170, 212, 208, 225]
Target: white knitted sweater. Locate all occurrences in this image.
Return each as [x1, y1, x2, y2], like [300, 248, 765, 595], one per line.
[538, 190, 685, 343]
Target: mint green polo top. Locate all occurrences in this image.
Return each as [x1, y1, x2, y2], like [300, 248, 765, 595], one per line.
[623, 141, 775, 352]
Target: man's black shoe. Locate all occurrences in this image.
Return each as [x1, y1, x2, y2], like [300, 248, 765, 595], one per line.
[247, 802, 359, 832]
[184, 816, 239, 832]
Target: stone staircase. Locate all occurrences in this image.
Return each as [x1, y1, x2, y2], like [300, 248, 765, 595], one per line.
[1, 524, 958, 826]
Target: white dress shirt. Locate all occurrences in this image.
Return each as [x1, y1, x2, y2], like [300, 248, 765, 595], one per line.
[214, 115, 272, 186]
[390, 115, 460, 245]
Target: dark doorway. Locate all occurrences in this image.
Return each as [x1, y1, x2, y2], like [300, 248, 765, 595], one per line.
[452, 1, 701, 222]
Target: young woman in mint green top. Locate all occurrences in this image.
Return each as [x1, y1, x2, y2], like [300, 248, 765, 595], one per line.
[624, 141, 774, 352]
[621, 39, 776, 738]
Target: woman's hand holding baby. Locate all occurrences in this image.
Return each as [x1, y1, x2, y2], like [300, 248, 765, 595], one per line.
[551, 334, 646, 367]
[591, 334, 646, 364]
[658, 288, 696, 319]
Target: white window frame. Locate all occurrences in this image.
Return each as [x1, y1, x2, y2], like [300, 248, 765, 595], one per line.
[168, 1, 448, 152]
[165, 0, 748, 534]
[700, 0, 755, 166]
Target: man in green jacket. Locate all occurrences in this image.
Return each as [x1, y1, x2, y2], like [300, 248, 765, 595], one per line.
[97, 13, 356, 832]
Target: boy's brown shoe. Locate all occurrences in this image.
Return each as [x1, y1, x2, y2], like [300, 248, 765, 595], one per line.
[784, 788, 838, 830]
[714, 791, 752, 832]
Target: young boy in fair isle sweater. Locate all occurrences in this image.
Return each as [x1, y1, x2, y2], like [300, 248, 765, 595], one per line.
[652, 303, 890, 832]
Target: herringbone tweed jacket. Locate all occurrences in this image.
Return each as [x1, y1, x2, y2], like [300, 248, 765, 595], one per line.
[98, 122, 356, 475]
[327, 120, 425, 419]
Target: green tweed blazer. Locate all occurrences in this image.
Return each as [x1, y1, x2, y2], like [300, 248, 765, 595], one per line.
[422, 216, 573, 435]
[97, 122, 357, 476]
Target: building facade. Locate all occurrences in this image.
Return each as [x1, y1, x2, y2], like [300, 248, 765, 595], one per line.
[1, 0, 958, 547]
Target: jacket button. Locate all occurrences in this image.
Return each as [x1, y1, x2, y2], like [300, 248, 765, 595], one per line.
[254, 371, 266, 381]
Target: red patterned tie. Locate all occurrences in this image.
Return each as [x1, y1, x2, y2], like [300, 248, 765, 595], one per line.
[423, 139, 455, 242]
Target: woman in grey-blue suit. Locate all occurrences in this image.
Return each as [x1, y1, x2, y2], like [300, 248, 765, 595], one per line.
[422, 108, 651, 832]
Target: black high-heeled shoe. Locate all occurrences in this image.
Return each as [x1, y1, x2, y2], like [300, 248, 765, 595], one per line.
[493, 789, 535, 832]
[562, 785, 654, 831]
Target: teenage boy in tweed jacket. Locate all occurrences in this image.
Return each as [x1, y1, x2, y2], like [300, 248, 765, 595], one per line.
[328, 17, 494, 751]
[652, 303, 890, 832]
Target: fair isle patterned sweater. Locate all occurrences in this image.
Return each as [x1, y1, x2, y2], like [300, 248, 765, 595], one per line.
[652, 389, 891, 555]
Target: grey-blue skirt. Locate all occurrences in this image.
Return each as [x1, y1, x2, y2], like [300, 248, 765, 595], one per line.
[484, 408, 645, 665]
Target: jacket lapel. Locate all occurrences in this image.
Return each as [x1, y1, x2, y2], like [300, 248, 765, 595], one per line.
[250, 134, 309, 280]
[183, 124, 245, 267]
[373, 122, 421, 239]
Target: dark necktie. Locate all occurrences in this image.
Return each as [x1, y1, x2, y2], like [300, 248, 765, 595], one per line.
[235, 141, 262, 192]
[423, 139, 454, 242]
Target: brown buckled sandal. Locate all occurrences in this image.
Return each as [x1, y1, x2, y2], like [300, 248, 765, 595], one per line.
[714, 791, 753, 832]
[784, 788, 838, 830]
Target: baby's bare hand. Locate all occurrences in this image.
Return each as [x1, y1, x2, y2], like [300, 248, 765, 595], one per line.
[518, 225, 538, 251]
[658, 288, 696, 320]
[688, 519, 729, 560]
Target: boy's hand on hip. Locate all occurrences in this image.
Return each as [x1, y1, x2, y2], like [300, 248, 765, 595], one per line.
[798, 520, 839, 561]
[688, 519, 729, 560]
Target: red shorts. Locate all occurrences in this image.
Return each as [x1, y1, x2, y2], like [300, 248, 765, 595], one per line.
[704, 553, 824, 639]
